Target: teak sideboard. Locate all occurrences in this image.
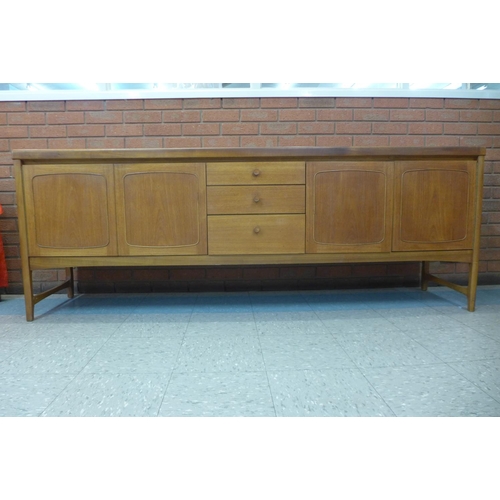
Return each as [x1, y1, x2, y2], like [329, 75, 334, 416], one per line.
[13, 147, 486, 321]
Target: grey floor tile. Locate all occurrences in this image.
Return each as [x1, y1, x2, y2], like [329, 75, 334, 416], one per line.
[0, 337, 33, 362]
[186, 320, 257, 336]
[112, 314, 189, 338]
[448, 358, 500, 403]
[159, 371, 275, 417]
[315, 309, 401, 334]
[255, 311, 330, 336]
[377, 308, 466, 332]
[174, 334, 265, 373]
[0, 337, 108, 375]
[41, 373, 170, 417]
[0, 374, 75, 416]
[261, 334, 355, 371]
[334, 331, 443, 369]
[404, 328, 500, 362]
[83, 337, 183, 374]
[268, 369, 395, 417]
[362, 364, 500, 417]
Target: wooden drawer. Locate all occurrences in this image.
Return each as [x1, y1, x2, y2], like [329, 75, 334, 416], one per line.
[208, 215, 305, 254]
[207, 185, 305, 214]
[207, 162, 305, 185]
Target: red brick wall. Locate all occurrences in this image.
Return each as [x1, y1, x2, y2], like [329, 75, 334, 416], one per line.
[1, 96, 499, 294]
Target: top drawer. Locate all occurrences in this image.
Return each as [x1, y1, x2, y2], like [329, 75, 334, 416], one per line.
[207, 162, 305, 185]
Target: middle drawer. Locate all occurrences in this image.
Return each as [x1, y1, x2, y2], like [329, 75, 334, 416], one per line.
[207, 185, 305, 214]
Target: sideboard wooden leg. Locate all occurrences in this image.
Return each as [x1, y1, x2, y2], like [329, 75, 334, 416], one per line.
[421, 261, 430, 291]
[23, 269, 35, 321]
[467, 261, 478, 312]
[66, 267, 74, 298]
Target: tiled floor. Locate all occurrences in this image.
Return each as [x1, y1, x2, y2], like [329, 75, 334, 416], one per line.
[1, 286, 499, 417]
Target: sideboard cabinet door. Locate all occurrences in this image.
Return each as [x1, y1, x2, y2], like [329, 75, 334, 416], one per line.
[115, 163, 207, 256]
[22, 164, 117, 256]
[306, 162, 393, 253]
[393, 161, 477, 251]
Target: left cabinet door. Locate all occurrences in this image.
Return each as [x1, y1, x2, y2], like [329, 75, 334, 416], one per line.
[115, 163, 207, 256]
[23, 164, 117, 256]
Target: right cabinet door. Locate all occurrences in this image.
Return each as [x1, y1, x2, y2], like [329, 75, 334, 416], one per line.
[306, 162, 393, 253]
[393, 160, 477, 251]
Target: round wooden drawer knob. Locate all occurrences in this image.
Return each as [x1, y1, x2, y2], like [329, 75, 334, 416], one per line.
[253, 196, 260, 203]
[253, 169, 261, 177]
[253, 227, 260, 234]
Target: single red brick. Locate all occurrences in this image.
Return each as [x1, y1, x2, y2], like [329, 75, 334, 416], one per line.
[390, 109, 425, 121]
[445, 99, 479, 109]
[170, 268, 206, 280]
[132, 268, 171, 280]
[144, 124, 182, 136]
[87, 138, 125, 148]
[336, 122, 371, 134]
[48, 138, 86, 148]
[336, 98, 372, 108]
[373, 98, 409, 108]
[47, 112, 85, 124]
[408, 123, 443, 135]
[243, 267, 279, 279]
[278, 136, 316, 147]
[184, 99, 221, 109]
[0, 178, 15, 191]
[28, 101, 65, 112]
[478, 124, 500, 135]
[29, 125, 67, 137]
[183, 123, 219, 135]
[444, 123, 477, 135]
[0, 152, 12, 163]
[372, 123, 407, 134]
[316, 136, 353, 147]
[124, 111, 162, 123]
[67, 101, 105, 111]
[10, 138, 48, 149]
[221, 123, 258, 135]
[298, 122, 334, 134]
[459, 136, 492, 147]
[354, 136, 389, 147]
[202, 136, 240, 147]
[67, 124, 105, 137]
[105, 124, 142, 136]
[425, 136, 460, 147]
[206, 268, 243, 280]
[0, 125, 28, 138]
[125, 137, 162, 148]
[460, 110, 493, 122]
[0, 139, 8, 151]
[389, 136, 425, 147]
[425, 109, 459, 121]
[261, 98, 298, 109]
[106, 100, 143, 110]
[241, 109, 278, 122]
[85, 111, 123, 123]
[0, 165, 12, 176]
[261, 123, 297, 135]
[144, 99, 183, 110]
[163, 110, 201, 123]
[0, 102, 26, 112]
[317, 109, 353, 121]
[316, 265, 352, 278]
[354, 109, 390, 121]
[279, 266, 315, 279]
[8, 113, 45, 125]
[279, 109, 315, 121]
[203, 109, 240, 122]
[164, 137, 202, 148]
[241, 136, 278, 147]
[298, 98, 336, 108]
[409, 98, 444, 108]
[479, 100, 500, 110]
[222, 98, 259, 109]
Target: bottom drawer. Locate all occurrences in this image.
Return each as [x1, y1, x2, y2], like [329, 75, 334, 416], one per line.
[208, 215, 305, 255]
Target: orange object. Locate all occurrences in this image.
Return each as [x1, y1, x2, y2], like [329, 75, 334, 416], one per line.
[0, 203, 7, 288]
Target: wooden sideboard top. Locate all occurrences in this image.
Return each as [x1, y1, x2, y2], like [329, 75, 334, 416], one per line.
[12, 146, 486, 162]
